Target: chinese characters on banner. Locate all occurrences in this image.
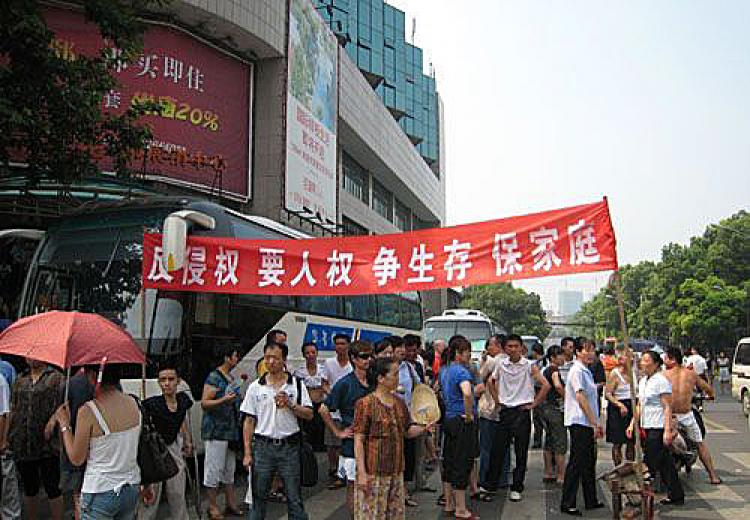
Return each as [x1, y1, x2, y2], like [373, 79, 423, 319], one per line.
[43, 6, 253, 200]
[143, 199, 618, 296]
[285, 0, 339, 222]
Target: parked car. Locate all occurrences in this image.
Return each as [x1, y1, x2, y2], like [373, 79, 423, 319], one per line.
[731, 337, 750, 416]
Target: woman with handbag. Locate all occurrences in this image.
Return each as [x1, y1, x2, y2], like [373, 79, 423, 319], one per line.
[53, 364, 142, 520]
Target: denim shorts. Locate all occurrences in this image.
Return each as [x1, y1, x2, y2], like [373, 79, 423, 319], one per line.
[81, 483, 139, 520]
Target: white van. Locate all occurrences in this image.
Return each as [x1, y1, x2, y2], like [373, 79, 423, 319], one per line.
[731, 337, 750, 416]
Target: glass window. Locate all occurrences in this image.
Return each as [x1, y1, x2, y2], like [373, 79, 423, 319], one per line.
[377, 293, 400, 326]
[342, 216, 368, 236]
[736, 343, 750, 365]
[298, 296, 341, 317]
[394, 198, 411, 231]
[371, 178, 392, 222]
[424, 321, 455, 345]
[399, 292, 422, 330]
[344, 295, 378, 323]
[342, 152, 368, 203]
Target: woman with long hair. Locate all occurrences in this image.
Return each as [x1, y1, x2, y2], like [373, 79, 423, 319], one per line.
[628, 350, 684, 506]
[53, 365, 142, 519]
[352, 357, 431, 519]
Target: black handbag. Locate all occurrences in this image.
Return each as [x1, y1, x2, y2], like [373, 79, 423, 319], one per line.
[294, 377, 318, 487]
[132, 396, 180, 485]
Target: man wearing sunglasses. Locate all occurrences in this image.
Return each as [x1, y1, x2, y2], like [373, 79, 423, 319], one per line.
[320, 341, 373, 515]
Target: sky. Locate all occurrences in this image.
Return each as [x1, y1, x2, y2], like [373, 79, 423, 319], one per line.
[389, 0, 750, 311]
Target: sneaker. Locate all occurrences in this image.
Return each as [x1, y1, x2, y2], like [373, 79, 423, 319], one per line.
[509, 491, 522, 502]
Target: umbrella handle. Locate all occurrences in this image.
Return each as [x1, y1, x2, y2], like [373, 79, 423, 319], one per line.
[64, 366, 71, 403]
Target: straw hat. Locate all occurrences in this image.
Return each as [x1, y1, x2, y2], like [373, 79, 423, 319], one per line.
[411, 383, 441, 425]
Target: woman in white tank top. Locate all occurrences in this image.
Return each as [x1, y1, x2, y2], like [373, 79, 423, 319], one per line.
[54, 365, 142, 520]
[603, 352, 635, 466]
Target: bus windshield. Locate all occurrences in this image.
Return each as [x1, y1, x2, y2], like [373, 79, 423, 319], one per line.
[424, 319, 492, 347]
[27, 208, 185, 362]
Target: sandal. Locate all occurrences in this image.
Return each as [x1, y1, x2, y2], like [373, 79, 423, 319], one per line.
[437, 494, 447, 506]
[455, 512, 480, 520]
[208, 511, 224, 520]
[405, 496, 419, 507]
[543, 476, 556, 483]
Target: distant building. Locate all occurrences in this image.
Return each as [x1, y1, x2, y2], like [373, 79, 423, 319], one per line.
[558, 290, 583, 316]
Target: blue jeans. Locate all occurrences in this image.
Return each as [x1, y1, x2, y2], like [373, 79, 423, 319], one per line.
[81, 483, 138, 520]
[249, 439, 308, 520]
[478, 418, 511, 492]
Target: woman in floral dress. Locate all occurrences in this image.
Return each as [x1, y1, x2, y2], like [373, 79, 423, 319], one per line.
[353, 358, 432, 520]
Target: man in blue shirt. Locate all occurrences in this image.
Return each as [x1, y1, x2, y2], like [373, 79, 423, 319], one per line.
[320, 341, 372, 515]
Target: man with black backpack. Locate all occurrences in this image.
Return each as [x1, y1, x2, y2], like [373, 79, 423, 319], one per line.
[241, 341, 313, 520]
[137, 363, 193, 519]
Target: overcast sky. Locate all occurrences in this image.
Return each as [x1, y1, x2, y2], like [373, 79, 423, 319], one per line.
[389, 0, 750, 311]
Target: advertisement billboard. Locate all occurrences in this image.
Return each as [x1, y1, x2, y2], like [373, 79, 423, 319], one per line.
[44, 6, 253, 200]
[285, 0, 338, 223]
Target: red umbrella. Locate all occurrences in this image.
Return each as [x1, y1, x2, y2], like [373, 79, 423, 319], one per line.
[0, 311, 145, 368]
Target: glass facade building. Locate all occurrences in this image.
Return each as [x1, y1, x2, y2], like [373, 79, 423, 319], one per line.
[315, 0, 439, 169]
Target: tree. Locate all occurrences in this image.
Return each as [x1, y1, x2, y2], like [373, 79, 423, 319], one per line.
[576, 210, 750, 348]
[0, 0, 163, 185]
[460, 283, 551, 339]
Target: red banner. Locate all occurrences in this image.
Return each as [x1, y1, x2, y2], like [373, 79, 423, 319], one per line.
[142, 199, 618, 295]
[43, 6, 252, 200]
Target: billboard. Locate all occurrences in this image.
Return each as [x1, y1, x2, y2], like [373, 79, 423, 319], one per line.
[285, 0, 338, 223]
[43, 6, 253, 200]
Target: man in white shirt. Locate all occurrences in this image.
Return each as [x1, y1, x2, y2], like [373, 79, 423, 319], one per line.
[321, 333, 352, 486]
[487, 334, 550, 502]
[242, 342, 313, 520]
[683, 347, 708, 381]
[557, 337, 576, 385]
[478, 334, 511, 497]
[560, 338, 604, 516]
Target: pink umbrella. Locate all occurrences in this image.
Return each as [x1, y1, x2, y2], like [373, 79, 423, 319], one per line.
[0, 311, 145, 368]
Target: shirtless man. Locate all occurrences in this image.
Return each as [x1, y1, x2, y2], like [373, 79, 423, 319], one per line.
[664, 346, 721, 484]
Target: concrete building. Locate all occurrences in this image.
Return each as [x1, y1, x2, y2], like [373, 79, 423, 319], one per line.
[0, 0, 447, 320]
[558, 290, 584, 317]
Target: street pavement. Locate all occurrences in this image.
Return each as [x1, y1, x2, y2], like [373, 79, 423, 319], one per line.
[208, 387, 750, 520]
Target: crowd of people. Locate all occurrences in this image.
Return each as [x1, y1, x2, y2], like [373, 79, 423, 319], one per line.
[0, 330, 728, 519]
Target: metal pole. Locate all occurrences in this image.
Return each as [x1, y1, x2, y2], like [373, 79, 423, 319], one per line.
[613, 271, 645, 491]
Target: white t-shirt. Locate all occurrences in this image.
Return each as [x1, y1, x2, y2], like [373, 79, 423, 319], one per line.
[492, 357, 535, 407]
[241, 373, 312, 439]
[684, 354, 707, 376]
[638, 372, 672, 429]
[564, 360, 600, 427]
[0, 375, 8, 415]
[322, 357, 352, 387]
[293, 363, 325, 389]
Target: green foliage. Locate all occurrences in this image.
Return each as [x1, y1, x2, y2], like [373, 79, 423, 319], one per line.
[574, 210, 750, 349]
[0, 0, 164, 185]
[460, 283, 551, 339]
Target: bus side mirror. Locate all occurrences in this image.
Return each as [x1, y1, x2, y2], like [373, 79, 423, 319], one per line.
[162, 211, 216, 271]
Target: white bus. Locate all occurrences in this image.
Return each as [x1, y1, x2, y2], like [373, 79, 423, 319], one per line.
[423, 309, 506, 364]
[17, 197, 422, 451]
